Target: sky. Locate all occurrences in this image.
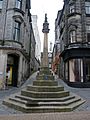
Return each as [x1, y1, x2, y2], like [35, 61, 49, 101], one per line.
[31, 0, 64, 51]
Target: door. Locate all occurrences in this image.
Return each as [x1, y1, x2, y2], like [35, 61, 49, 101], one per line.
[85, 59, 90, 82]
[7, 54, 19, 87]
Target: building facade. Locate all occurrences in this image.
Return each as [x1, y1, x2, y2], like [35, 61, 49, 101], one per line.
[30, 24, 36, 74]
[31, 15, 41, 71]
[0, 0, 32, 89]
[55, 0, 90, 87]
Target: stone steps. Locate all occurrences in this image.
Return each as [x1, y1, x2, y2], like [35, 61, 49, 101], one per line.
[9, 97, 37, 106]
[27, 85, 64, 92]
[9, 95, 82, 106]
[21, 89, 69, 98]
[3, 98, 85, 113]
[9, 97, 27, 104]
[15, 95, 75, 102]
[33, 80, 58, 86]
[36, 75, 54, 80]
[36, 97, 81, 106]
[3, 68, 85, 113]
[15, 94, 75, 102]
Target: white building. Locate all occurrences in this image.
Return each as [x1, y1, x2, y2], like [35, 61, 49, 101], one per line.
[32, 15, 41, 70]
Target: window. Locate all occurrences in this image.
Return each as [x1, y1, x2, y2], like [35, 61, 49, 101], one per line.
[70, 31, 76, 43]
[65, 62, 68, 80]
[69, 59, 83, 82]
[87, 33, 90, 42]
[86, 25, 90, 31]
[13, 21, 21, 41]
[70, 5, 75, 13]
[15, 0, 22, 9]
[85, 2, 90, 14]
[85, 59, 90, 82]
[0, 0, 3, 9]
[86, 25, 90, 42]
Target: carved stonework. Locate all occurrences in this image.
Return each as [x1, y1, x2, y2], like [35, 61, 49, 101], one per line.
[42, 14, 50, 33]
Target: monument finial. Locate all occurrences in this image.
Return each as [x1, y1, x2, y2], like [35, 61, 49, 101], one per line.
[42, 13, 50, 33]
[45, 13, 47, 22]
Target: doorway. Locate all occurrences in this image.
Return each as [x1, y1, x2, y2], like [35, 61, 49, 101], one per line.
[85, 59, 90, 82]
[6, 54, 19, 87]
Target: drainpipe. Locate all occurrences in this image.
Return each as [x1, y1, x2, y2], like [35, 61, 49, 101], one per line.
[2, 0, 8, 46]
[29, 21, 32, 75]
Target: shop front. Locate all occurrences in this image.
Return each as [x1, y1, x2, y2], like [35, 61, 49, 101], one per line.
[62, 47, 90, 87]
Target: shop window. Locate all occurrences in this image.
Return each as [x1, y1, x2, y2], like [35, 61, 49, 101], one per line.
[13, 21, 21, 41]
[69, 59, 83, 82]
[15, 0, 22, 9]
[65, 62, 68, 80]
[70, 30, 76, 43]
[0, 0, 3, 9]
[85, 2, 90, 14]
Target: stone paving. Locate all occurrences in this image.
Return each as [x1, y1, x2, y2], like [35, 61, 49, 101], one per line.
[57, 77, 90, 112]
[0, 72, 90, 119]
[0, 72, 37, 115]
[0, 111, 90, 120]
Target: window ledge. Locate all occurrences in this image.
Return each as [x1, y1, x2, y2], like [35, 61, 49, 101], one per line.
[7, 8, 25, 16]
[67, 12, 81, 18]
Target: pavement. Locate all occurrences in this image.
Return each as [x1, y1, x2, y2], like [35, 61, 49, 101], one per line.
[0, 111, 90, 120]
[0, 72, 90, 119]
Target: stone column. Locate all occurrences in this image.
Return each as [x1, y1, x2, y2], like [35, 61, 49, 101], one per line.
[43, 33, 48, 67]
[42, 14, 50, 68]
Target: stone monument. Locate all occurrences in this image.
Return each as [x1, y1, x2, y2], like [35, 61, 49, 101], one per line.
[42, 13, 50, 68]
[38, 13, 53, 80]
[3, 14, 85, 113]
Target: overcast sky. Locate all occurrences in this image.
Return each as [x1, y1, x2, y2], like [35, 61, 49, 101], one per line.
[31, 0, 64, 51]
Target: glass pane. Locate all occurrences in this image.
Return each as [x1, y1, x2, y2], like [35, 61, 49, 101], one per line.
[70, 5, 75, 13]
[87, 33, 90, 42]
[15, 22, 20, 29]
[69, 59, 82, 82]
[86, 7, 90, 14]
[16, 0, 21, 9]
[14, 21, 20, 41]
[85, 59, 90, 82]
[15, 29, 20, 41]
[65, 62, 68, 80]
[85, 2, 90, 6]
[70, 31, 76, 43]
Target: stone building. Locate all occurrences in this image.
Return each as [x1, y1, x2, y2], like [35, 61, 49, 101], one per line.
[0, 0, 32, 89]
[55, 0, 90, 87]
